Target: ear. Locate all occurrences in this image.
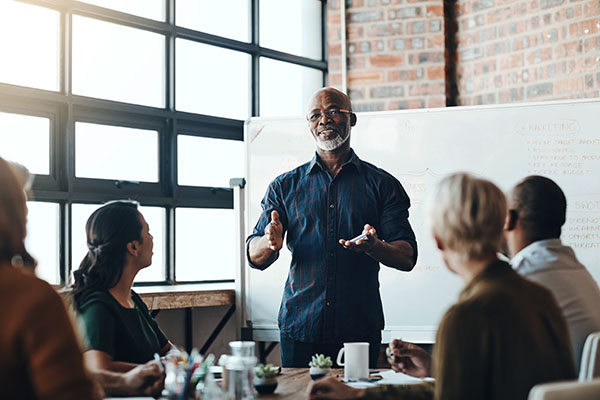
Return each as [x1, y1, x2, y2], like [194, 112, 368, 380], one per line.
[126, 241, 139, 257]
[433, 234, 444, 251]
[350, 112, 357, 127]
[505, 209, 518, 231]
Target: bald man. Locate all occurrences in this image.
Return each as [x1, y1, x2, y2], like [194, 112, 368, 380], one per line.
[247, 88, 417, 367]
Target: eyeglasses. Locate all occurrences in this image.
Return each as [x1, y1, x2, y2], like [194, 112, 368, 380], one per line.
[306, 109, 352, 122]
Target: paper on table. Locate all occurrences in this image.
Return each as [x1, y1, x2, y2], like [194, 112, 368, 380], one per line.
[377, 370, 426, 385]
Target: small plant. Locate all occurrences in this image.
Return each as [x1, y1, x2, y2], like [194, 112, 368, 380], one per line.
[255, 363, 279, 379]
[309, 354, 332, 368]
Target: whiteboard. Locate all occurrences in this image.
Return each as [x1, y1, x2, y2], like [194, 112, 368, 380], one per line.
[243, 99, 600, 343]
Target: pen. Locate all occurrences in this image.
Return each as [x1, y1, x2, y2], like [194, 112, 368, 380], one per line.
[153, 353, 164, 372]
[350, 233, 367, 242]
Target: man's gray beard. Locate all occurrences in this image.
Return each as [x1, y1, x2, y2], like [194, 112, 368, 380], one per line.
[316, 133, 349, 151]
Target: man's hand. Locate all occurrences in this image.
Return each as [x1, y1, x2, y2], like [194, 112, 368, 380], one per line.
[307, 376, 365, 399]
[122, 361, 165, 397]
[265, 210, 284, 252]
[387, 339, 432, 378]
[339, 224, 378, 253]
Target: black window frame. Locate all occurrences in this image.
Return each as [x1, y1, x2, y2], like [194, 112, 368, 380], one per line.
[0, 0, 328, 286]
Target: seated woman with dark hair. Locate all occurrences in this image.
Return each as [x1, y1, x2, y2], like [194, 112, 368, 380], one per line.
[72, 201, 172, 372]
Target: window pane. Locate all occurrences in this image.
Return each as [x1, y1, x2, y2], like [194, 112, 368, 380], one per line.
[73, 16, 165, 108]
[260, 0, 322, 59]
[0, 2, 59, 91]
[176, 39, 249, 120]
[178, 136, 244, 187]
[0, 112, 50, 175]
[26, 202, 59, 285]
[79, 0, 165, 21]
[175, 208, 235, 281]
[260, 58, 323, 117]
[75, 122, 158, 182]
[176, 0, 249, 42]
[72, 203, 166, 283]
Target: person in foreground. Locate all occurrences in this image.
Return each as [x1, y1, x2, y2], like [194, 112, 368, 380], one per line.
[72, 200, 172, 372]
[505, 175, 600, 373]
[247, 87, 417, 367]
[308, 173, 576, 400]
[0, 157, 98, 399]
[0, 159, 165, 398]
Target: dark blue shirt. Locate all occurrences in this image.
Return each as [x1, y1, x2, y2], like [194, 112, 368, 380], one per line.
[247, 150, 417, 343]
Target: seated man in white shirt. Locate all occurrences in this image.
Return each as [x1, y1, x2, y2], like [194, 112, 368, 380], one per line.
[504, 175, 600, 373]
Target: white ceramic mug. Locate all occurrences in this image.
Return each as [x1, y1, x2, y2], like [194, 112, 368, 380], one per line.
[336, 342, 369, 380]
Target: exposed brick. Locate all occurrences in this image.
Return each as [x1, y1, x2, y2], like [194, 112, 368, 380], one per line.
[388, 99, 426, 110]
[347, 26, 364, 40]
[370, 86, 405, 98]
[328, 12, 341, 26]
[426, 5, 443, 17]
[427, 96, 446, 108]
[411, 21, 426, 34]
[348, 89, 365, 100]
[412, 37, 425, 48]
[329, 44, 342, 56]
[427, 65, 445, 80]
[499, 53, 524, 70]
[393, 39, 405, 50]
[540, 0, 564, 9]
[366, 22, 403, 37]
[328, 73, 343, 87]
[473, 0, 495, 12]
[348, 71, 385, 85]
[460, 47, 484, 61]
[408, 81, 445, 96]
[569, 19, 600, 36]
[408, 52, 444, 64]
[427, 35, 444, 49]
[369, 54, 404, 67]
[348, 56, 366, 70]
[388, 7, 421, 19]
[353, 102, 385, 112]
[349, 11, 383, 23]
[430, 19, 442, 32]
[527, 82, 553, 98]
[555, 77, 584, 94]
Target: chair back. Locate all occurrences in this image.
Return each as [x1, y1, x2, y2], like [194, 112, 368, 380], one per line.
[579, 331, 600, 381]
[528, 379, 600, 400]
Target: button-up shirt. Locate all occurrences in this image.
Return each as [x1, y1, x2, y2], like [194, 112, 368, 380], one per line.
[511, 238, 600, 373]
[247, 150, 417, 343]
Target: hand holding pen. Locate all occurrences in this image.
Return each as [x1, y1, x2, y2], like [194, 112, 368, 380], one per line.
[339, 224, 378, 252]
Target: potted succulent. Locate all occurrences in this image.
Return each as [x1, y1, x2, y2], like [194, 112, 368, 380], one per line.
[253, 363, 279, 394]
[309, 354, 333, 380]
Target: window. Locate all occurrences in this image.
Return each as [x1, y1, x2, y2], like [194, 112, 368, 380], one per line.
[0, 1, 59, 91]
[0, 0, 326, 286]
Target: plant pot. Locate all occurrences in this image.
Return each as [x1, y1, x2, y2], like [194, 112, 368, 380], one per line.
[253, 376, 278, 394]
[309, 367, 332, 380]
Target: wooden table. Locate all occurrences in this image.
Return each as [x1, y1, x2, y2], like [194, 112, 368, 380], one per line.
[136, 283, 235, 354]
[260, 368, 356, 399]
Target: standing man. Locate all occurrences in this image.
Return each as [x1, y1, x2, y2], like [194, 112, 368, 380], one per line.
[504, 175, 600, 373]
[247, 87, 417, 367]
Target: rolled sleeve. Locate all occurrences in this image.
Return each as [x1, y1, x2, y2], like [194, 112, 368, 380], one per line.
[379, 177, 418, 263]
[246, 179, 287, 270]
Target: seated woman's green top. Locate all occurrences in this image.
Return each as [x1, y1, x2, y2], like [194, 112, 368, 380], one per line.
[79, 290, 168, 364]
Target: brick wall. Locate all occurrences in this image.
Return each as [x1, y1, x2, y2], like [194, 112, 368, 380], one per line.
[327, 0, 447, 111]
[456, 0, 600, 105]
[327, 0, 600, 109]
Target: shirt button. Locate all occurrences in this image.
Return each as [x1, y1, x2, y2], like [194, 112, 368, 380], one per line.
[326, 301, 331, 306]
[329, 204, 335, 208]
[329, 228, 334, 232]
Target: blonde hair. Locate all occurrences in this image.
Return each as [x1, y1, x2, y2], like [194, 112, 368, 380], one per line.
[427, 173, 506, 259]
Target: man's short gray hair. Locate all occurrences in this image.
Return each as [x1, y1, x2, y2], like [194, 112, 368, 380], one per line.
[427, 173, 506, 259]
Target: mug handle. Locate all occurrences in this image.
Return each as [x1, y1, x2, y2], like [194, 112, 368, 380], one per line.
[336, 348, 345, 366]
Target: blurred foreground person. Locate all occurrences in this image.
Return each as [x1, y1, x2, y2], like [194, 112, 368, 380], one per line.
[0, 157, 98, 400]
[309, 173, 575, 400]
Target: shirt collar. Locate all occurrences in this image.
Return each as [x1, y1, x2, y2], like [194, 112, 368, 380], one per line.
[510, 238, 563, 272]
[306, 148, 362, 176]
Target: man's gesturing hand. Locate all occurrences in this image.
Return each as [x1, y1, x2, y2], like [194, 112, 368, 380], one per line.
[264, 210, 284, 252]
